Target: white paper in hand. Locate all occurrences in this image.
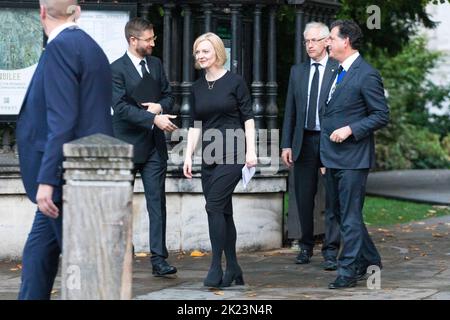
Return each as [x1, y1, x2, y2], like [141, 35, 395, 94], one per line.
[242, 166, 256, 189]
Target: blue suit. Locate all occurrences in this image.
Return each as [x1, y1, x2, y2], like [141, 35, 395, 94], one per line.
[320, 55, 389, 278]
[16, 26, 113, 299]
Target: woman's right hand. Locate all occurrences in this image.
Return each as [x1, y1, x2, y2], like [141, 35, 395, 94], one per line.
[183, 156, 193, 179]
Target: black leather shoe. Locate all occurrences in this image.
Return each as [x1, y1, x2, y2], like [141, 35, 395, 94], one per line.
[222, 266, 245, 288]
[204, 267, 223, 288]
[322, 259, 338, 271]
[295, 249, 312, 264]
[355, 262, 382, 281]
[328, 276, 356, 289]
[152, 262, 177, 277]
[355, 266, 369, 281]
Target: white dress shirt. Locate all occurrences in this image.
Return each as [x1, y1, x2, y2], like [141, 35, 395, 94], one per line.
[47, 22, 78, 44]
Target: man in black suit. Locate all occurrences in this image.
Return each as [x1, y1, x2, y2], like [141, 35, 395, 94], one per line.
[281, 22, 340, 271]
[111, 18, 178, 277]
[321, 20, 389, 289]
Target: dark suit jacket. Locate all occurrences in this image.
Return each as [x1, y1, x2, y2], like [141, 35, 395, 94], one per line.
[16, 27, 113, 203]
[320, 55, 389, 169]
[281, 57, 339, 161]
[111, 53, 174, 164]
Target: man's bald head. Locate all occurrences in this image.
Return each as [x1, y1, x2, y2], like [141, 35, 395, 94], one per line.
[39, 0, 78, 20]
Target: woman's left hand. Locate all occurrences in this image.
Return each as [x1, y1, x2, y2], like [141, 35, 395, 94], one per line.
[245, 151, 257, 168]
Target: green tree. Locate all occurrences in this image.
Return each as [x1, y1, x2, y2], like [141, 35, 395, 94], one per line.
[337, 0, 440, 57]
[370, 37, 450, 169]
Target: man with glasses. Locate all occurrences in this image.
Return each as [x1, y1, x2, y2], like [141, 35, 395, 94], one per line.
[111, 17, 177, 277]
[281, 22, 340, 271]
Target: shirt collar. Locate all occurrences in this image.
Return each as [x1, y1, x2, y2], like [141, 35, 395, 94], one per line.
[310, 54, 328, 67]
[127, 50, 146, 68]
[47, 22, 78, 44]
[340, 51, 360, 72]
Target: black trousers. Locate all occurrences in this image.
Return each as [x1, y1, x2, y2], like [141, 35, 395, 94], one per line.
[325, 168, 381, 277]
[293, 131, 340, 259]
[133, 148, 168, 265]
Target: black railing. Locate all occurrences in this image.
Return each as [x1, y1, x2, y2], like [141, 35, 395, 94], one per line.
[0, 0, 340, 148]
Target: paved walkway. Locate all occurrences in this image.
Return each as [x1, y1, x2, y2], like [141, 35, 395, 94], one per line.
[1, 168, 449, 300]
[1, 214, 450, 300]
[367, 169, 450, 205]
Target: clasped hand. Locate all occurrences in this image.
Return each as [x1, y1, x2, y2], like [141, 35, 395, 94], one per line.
[142, 102, 162, 114]
[329, 125, 352, 143]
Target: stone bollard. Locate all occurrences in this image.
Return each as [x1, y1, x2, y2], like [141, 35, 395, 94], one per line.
[61, 134, 134, 300]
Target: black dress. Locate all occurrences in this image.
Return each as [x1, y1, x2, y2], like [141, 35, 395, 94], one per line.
[190, 71, 254, 216]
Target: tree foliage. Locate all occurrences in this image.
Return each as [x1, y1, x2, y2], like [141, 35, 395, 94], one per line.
[370, 37, 450, 169]
[337, 0, 439, 57]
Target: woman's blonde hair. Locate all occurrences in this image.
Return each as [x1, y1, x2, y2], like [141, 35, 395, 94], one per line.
[192, 32, 227, 69]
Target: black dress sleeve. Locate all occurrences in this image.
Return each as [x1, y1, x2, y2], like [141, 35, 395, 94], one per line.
[235, 76, 254, 122]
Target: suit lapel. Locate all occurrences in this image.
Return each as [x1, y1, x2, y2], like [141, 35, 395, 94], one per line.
[145, 56, 159, 81]
[327, 55, 362, 105]
[19, 50, 46, 115]
[299, 61, 311, 114]
[123, 53, 142, 84]
[319, 59, 338, 111]
[21, 71, 37, 113]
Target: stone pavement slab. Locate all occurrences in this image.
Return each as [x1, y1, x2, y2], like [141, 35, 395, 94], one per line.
[1, 214, 450, 300]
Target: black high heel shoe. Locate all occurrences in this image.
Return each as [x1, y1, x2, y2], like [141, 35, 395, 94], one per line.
[221, 269, 245, 287]
[203, 268, 223, 288]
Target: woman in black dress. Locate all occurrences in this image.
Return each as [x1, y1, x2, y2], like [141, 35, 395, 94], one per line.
[183, 32, 257, 288]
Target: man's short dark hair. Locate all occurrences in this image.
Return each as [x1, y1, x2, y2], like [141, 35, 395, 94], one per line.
[330, 20, 363, 50]
[125, 17, 153, 43]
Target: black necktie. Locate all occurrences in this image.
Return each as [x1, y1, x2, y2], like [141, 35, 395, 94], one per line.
[139, 59, 149, 78]
[306, 63, 320, 130]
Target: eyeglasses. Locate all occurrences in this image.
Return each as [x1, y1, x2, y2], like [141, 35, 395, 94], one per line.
[133, 35, 157, 43]
[303, 37, 327, 46]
